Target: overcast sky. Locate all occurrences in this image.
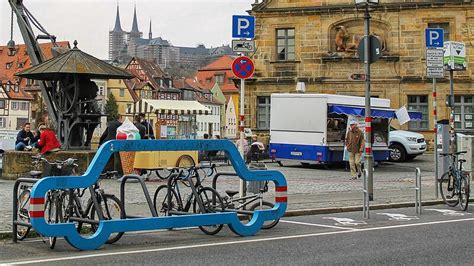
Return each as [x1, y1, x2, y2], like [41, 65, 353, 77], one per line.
[0, 0, 254, 60]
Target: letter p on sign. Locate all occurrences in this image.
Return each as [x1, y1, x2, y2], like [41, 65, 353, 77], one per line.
[425, 28, 444, 48]
[232, 15, 255, 39]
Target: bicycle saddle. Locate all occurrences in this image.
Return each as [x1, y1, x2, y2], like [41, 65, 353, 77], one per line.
[459, 159, 467, 163]
[225, 190, 239, 197]
[30, 170, 42, 178]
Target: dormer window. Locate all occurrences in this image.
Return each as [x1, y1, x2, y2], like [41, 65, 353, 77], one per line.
[6, 62, 13, 69]
[18, 61, 25, 68]
[5, 82, 11, 92]
[7, 49, 16, 56]
[14, 83, 19, 93]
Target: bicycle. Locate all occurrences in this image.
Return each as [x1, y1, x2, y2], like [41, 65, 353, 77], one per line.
[16, 156, 77, 248]
[153, 165, 224, 235]
[438, 151, 470, 211]
[60, 171, 123, 245]
[221, 181, 279, 230]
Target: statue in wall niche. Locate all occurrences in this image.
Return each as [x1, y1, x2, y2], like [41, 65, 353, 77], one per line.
[334, 25, 386, 53]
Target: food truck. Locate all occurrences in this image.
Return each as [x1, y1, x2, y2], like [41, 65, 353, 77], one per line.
[269, 94, 421, 165]
[128, 99, 211, 171]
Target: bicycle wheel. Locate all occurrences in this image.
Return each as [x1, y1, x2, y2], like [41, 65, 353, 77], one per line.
[44, 195, 60, 249]
[155, 168, 173, 180]
[153, 185, 180, 216]
[248, 201, 279, 230]
[459, 174, 470, 211]
[90, 194, 124, 244]
[439, 172, 459, 207]
[16, 190, 31, 240]
[194, 187, 224, 235]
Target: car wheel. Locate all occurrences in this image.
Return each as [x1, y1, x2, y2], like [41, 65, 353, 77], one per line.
[389, 144, 406, 162]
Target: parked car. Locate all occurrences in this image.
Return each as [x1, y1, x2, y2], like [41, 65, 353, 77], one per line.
[388, 129, 427, 162]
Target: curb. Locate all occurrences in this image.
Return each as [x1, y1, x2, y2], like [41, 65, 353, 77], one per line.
[283, 199, 446, 217]
[0, 199, 463, 240]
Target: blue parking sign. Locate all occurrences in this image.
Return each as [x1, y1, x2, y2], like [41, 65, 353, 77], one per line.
[232, 15, 255, 39]
[425, 28, 444, 48]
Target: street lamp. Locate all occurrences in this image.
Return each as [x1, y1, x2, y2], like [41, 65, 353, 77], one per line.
[355, 0, 379, 205]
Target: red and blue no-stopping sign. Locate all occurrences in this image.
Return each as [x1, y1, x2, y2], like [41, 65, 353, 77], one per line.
[232, 56, 254, 79]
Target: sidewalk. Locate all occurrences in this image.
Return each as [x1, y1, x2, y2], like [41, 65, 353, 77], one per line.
[0, 154, 443, 233]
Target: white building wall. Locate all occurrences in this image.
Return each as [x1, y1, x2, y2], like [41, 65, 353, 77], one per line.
[6, 100, 30, 130]
[225, 97, 237, 139]
[196, 103, 221, 139]
[92, 80, 108, 139]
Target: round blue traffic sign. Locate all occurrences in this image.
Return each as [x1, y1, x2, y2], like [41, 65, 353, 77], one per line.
[232, 56, 254, 79]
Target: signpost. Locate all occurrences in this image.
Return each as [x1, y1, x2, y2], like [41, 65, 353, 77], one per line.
[232, 15, 256, 198]
[425, 28, 444, 198]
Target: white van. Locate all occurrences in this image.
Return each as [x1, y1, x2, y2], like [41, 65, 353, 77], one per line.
[269, 94, 421, 165]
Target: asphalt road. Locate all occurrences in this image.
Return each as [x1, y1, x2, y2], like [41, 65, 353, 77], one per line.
[1, 204, 473, 265]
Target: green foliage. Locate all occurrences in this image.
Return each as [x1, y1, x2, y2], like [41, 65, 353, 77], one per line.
[105, 93, 119, 122]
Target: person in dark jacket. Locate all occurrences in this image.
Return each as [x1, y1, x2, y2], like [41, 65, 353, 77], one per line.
[15, 123, 37, 151]
[134, 115, 147, 139]
[99, 115, 123, 146]
[138, 113, 155, 139]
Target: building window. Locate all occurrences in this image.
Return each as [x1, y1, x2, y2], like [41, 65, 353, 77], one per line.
[276, 28, 295, 61]
[0, 117, 5, 128]
[11, 102, 18, 110]
[7, 49, 16, 56]
[17, 118, 29, 130]
[0, 100, 5, 109]
[14, 83, 19, 93]
[5, 83, 10, 92]
[454, 95, 474, 130]
[18, 61, 25, 68]
[6, 62, 13, 69]
[215, 75, 224, 85]
[26, 79, 32, 86]
[408, 95, 429, 130]
[428, 22, 450, 41]
[20, 102, 29, 111]
[257, 96, 271, 129]
[98, 86, 104, 96]
[119, 88, 125, 97]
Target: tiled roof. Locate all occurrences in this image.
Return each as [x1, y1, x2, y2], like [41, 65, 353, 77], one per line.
[196, 55, 239, 94]
[199, 55, 236, 71]
[173, 77, 223, 105]
[0, 41, 70, 100]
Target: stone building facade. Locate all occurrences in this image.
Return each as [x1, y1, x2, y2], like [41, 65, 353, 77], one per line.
[246, 0, 474, 147]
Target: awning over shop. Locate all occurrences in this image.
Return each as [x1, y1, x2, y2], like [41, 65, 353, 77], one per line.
[328, 105, 422, 120]
[127, 99, 211, 115]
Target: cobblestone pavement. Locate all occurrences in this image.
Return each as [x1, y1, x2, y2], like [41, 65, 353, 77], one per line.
[0, 153, 440, 232]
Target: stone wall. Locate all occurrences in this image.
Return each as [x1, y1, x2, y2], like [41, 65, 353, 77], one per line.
[1, 150, 97, 180]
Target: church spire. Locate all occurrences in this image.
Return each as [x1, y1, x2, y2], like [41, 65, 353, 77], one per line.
[148, 19, 152, 40]
[112, 4, 123, 32]
[131, 4, 140, 33]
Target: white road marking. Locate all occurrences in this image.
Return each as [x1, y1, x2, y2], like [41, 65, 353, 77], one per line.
[376, 213, 419, 221]
[280, 220, 359, 230]
[425, 209, 470, 216]
[5, 217, 474, 265]
[322, 217, 367, 226]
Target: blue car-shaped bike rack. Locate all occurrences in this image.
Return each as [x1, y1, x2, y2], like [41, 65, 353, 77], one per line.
[29, 140, 288, 250]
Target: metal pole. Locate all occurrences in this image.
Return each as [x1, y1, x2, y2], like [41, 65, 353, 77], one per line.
[363, 4, 374, 201]
[449, 70, 456, 153]
[363, 169, 369, 219]
[415, 167, 422, 214]
[239, 78, 246, 198]
[433, 79, 438, 198]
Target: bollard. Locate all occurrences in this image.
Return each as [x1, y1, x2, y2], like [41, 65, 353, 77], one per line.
[415, 168, 422, 214]
[363, 169, 369, 219]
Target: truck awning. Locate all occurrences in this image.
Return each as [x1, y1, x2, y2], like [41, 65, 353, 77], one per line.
[328, 105, 422, 120]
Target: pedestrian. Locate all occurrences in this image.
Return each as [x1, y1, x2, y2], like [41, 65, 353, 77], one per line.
[15, 122, 38, 151]
[345, 120, 365, 180]
[134, 115, 147, 139]
[138, 113, 155, 139]
[99, 114, 123, 146]
[36, 125, 61, 154]
[203, 133, 209, 139]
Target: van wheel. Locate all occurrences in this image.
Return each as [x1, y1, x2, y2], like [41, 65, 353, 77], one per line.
[389, 144, 406, 162]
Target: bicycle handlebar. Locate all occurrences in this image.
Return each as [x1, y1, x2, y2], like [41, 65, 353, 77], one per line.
[440, 151, 467, 157]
